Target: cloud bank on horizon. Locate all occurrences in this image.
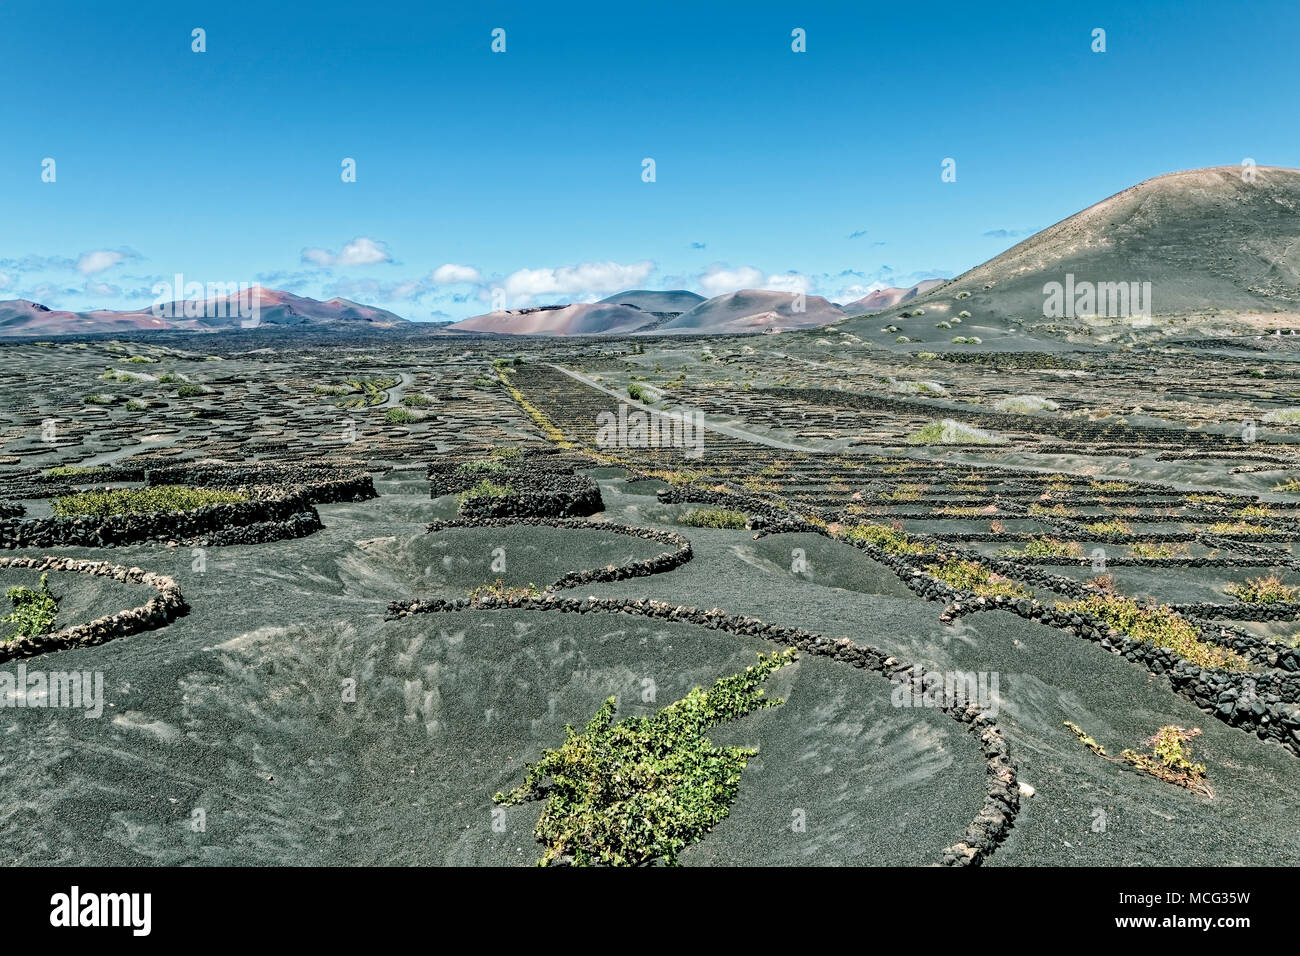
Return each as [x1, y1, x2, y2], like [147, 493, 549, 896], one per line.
[0, 240, 950, 318]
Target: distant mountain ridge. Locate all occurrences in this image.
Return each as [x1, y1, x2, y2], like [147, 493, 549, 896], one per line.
[450, 288, 862, 336]
[0, 287, 408, 337]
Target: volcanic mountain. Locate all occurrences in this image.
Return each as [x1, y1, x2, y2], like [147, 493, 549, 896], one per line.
[842, 165, 1300, 346]
[838, 279, 946, 316]
[448, 302, 660, 336]
[0, 287, 408, 337]
[656, 290, 845, 333]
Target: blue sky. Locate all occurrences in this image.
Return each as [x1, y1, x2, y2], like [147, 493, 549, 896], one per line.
[2, 0, 1297, 320]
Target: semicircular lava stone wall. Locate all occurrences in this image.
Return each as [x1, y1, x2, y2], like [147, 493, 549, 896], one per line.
[387, 590, 1020, 868]
[428, 454, 604, 519]
[385, 490, 1018, 867]
[399, 517, 692, 596]
[0, 555, 187, 663]
[0, 463, 377, 549]
[653, 481, 1300, 758]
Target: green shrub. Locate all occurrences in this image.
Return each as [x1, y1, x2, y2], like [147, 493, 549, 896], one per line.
[43, 465, 107, 479]
[1122, 726, 1208, 793]
[1225, 574, 1298, 604]
[175, 384, 205, 398]
[908, 419, 1000, 445]
[400, 393, 436, 408]
[459, 479, 515, 500]
[681, 508, 747, 529]
[2, 573, 58, 643]
[1028, 501, 1074, 518]
[841, 523, 934, 556]
[1263, 408, 1300, 424]
[1129, 542, 1189, 559]
[1205, 521, 1279, 536]
[998, 537, 1083, 558]
[494, 649, 797, 866]
[924, 558, 1030, 598]
[82, 393, 114, 405]
[51, 485, 248, 518]
[384, 407, 421, 424]
[1066, 721, 1211, 795]
[1056, 595, 1247, 670]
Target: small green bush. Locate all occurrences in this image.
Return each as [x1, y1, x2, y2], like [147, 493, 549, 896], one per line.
[494, 649, 797, 866]
[456, 459, 510, 476]
[384, 407, 421, 424]
[51, 485, 248, 518]
[1056, 595, 1247, 670]
[2, 572, 58, 643]
[1225, 574, 1298, 604]
[924, 558, 1030, 598]
[998, 537, 1083, 558]
[841, 523, 934, 556]
[908, 419, 1000, 445]
[460, 479, 515, 500]
[43, 465, 107, 479]
[681, 508, 747, 529]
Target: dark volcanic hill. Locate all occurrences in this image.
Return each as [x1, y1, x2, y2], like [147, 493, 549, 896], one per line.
[0, 288, 408, 337]
[841, 165, 1300, 347]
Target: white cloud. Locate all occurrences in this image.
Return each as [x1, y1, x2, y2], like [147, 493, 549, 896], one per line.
[0, 272, 10, 291]
[502, 260, 654, 305]
[836, 281, 891, 302]
[697, 264, 763, 297]
[327, 277, 427, 302]
[301, 237, 392, 268]
[76, 249, 137, 275]
[84, 281, 121, 298]
[431, 263, 482, 284]
[762, 272, 814, 295]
